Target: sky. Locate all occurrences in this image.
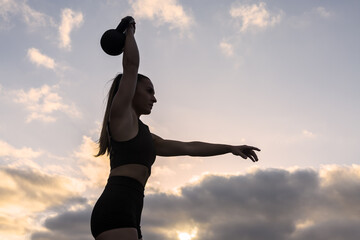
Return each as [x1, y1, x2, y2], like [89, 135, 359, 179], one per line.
[0, 0, 359, 239]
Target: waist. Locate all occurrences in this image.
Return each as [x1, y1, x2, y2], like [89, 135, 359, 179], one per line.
[109, 164, 150, 186]
[106, 175, 144, 193]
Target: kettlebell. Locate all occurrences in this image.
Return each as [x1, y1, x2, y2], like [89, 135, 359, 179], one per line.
[100, 16, 134, 56]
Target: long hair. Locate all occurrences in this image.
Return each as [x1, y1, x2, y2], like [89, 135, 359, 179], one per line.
[95, 73, 147, 157]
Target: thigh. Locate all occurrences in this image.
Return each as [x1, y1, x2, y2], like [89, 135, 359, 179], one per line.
[95, 227, 138, 240]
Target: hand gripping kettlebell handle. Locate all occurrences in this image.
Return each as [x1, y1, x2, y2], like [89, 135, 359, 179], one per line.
[116, 16, 135, 33]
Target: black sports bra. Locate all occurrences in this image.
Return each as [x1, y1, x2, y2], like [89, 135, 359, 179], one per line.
[108, 119, 156, 174]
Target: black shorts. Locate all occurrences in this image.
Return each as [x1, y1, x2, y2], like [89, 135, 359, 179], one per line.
[90, 176, 144, 239]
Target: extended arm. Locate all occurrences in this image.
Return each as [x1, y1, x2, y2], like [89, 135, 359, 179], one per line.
[152, 134, 260, 162]
[110, 21, 139, 119]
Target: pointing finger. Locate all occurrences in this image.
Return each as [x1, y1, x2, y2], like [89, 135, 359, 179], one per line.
[239, 152, 248, 159]
[251, 150, 259, 162]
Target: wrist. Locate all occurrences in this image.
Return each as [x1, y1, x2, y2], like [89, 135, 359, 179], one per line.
[228, 145, 235, 154]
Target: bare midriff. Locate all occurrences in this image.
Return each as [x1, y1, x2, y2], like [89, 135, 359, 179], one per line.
[109, 164, 150, 186]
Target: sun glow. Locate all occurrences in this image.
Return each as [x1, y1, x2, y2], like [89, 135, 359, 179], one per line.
[177, 228, 198, 240]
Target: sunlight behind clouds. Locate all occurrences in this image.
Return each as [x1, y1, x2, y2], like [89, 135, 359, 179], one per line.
[177, 227, 198, 240]
[0, 140, 42, 160]
[74, 136, 109, 190]
[141, 166, 360, 240]
[0, 166, 85, 240]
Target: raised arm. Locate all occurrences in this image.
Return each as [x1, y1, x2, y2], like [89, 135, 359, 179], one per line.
[110, 21, 139, 119]
[152, 134, 260, 162]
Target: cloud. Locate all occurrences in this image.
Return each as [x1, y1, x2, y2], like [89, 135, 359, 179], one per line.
[302, 129, 316, 138]
[230, 2, 282, 32]
[219, 40, 234, 57]
[26, 165, 360, 240]
[0, 167, 82, 211]
[58, 8, 84, 50]
[0, 139, 42, 160]
[20, 0, 53, 28]
[0, 0, 18, 25]
[314, 6, 331, 18]
[152, 165, 176, 177]
[140, 165, 360, 240]
[74, 136, 109, 189]
[129, 0, 192, 33]
[0, 0, 54, 30]
[12, 84, 81, 123]
[0, 133, 108, 239]
[27, 48, 56, 70]
[0, 135, 104, 239]
[0, 166, 85, 240]
[30, 205, 93, 240]
[289, 6, 333, 29]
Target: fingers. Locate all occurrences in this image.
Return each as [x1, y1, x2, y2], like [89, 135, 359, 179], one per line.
[242, 146, 260, 162]
[239, 152, 248, 159]
[246, 145, 261, 152]
[232, 145, 260, 162]
[129, 20, 136, 30]
[125, 23, 136, 35]
[246, 150, 258, 162]
[122, 16, 136, 34]
[248, 155, 256, 162]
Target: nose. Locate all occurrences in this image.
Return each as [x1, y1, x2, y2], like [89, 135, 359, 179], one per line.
[152, 95, 157, 103]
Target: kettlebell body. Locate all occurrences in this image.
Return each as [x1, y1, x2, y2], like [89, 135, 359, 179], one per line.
[100, 16, 134, 56]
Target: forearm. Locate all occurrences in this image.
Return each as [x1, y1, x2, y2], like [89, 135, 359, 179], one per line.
[186, 141, 232, 157]
[122, 28, 139, 70]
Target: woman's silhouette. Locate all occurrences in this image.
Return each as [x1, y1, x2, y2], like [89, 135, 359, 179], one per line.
[91, 18, 260, 240]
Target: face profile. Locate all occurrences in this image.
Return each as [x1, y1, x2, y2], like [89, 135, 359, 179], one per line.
[133, 77, 157, 115]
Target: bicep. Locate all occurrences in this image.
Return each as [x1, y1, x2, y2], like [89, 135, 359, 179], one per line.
[152, 134, 189, 157]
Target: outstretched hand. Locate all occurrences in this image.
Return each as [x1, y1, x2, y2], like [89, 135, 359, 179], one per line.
[231, 145, 260, 162]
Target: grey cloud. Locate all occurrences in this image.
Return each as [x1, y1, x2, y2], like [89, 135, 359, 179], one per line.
[31, 204, 93, 240]
[142, 168, 360, 240]
[293, 220, 360, 240]
[0, 166, 89, 238]
[0, 167, 79, 208]
[30, 167, 360, 240]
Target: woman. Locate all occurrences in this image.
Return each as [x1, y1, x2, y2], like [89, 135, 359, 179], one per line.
[91, 20, 260, 240]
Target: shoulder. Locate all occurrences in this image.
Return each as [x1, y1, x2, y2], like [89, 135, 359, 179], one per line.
[151, 133, 164, 144]
[151, 133, 162, 140]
